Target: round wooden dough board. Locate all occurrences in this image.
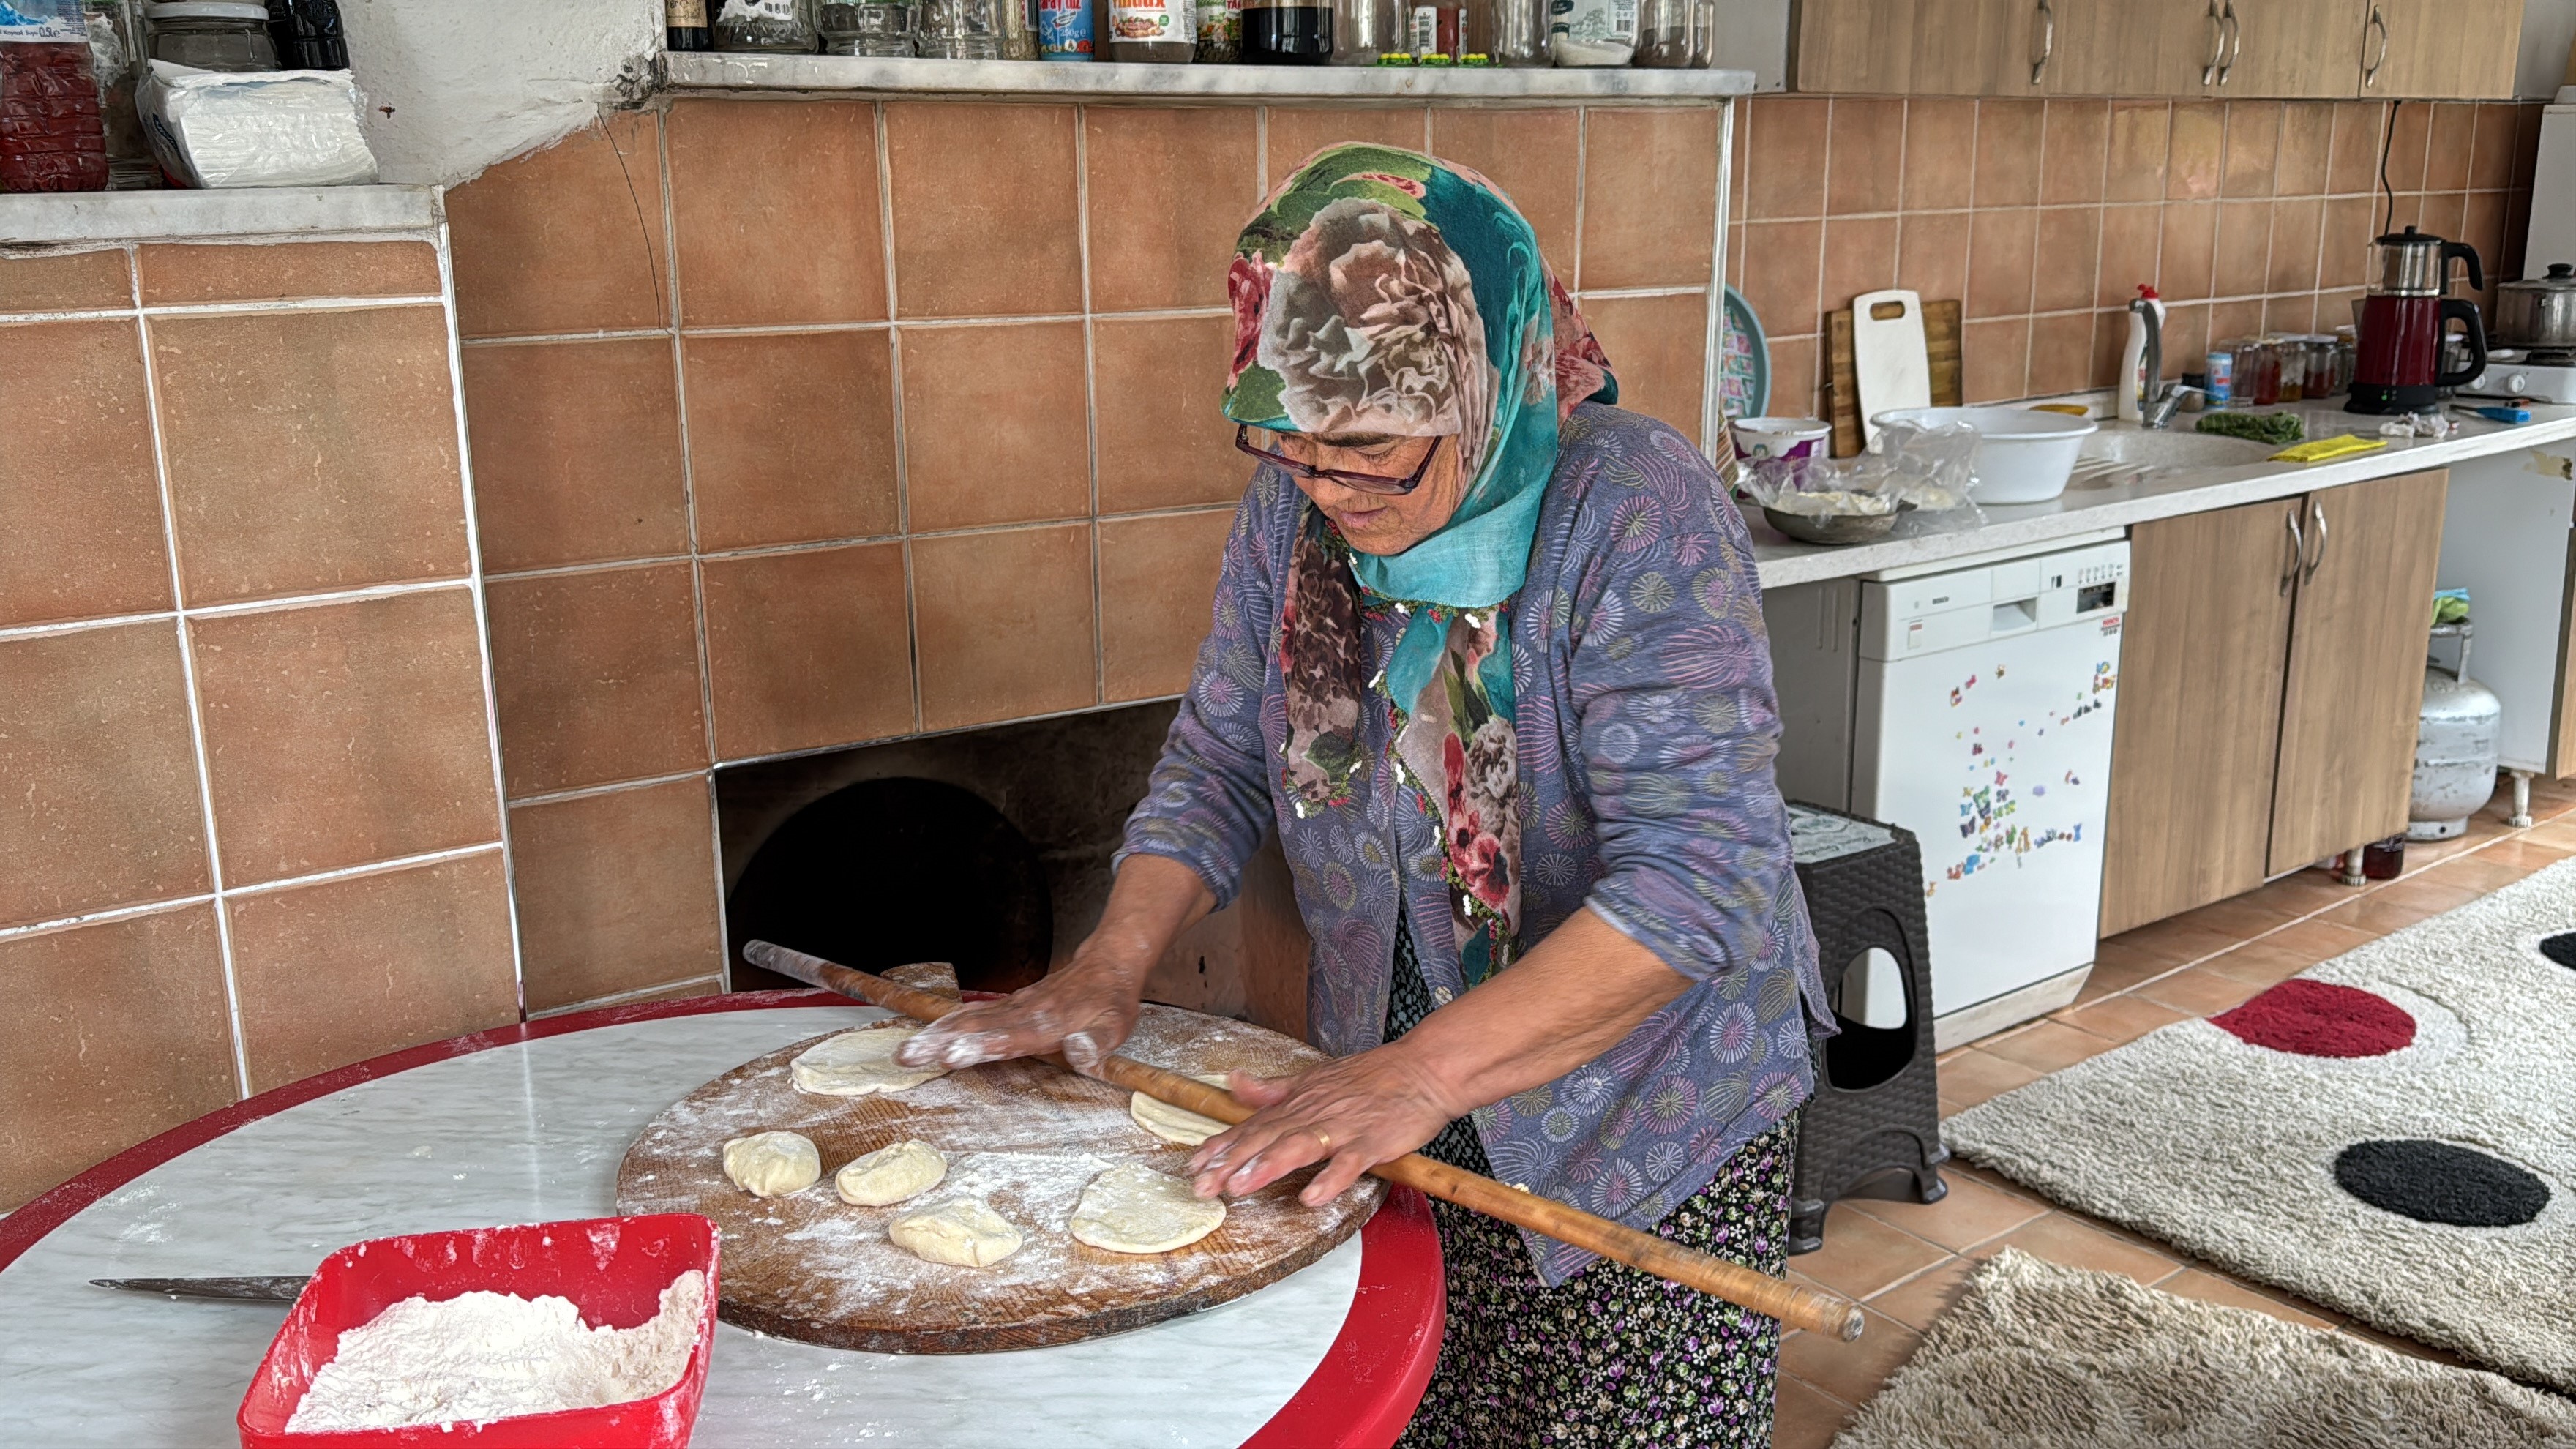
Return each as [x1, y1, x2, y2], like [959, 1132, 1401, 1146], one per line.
[614, 1003, 1387, 1353]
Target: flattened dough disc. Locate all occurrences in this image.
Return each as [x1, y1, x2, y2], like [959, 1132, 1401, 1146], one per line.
[1130, 1074, 1235, 1147]
[791, 1023, 946, 1097]
[1069, 1164, 1227, 1254]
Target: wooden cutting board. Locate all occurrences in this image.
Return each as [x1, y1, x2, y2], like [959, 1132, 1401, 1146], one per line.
[1827, 298, 1964, 457]
[614, 1003, 1385, 1354]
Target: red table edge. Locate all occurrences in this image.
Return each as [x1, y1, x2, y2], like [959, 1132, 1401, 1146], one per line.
[0, 987, 1446, 1447]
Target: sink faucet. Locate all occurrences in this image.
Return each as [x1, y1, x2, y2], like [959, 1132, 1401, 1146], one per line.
[2141, 381, 2204, 430]
[2125, 292, 2201, 429]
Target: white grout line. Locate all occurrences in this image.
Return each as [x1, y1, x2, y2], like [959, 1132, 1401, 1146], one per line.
[129, 263, 254, 1101]
[0, 839, 514, 946]
[0, 893, 216, 946]
[661, 106, 733, 995]
[219, 841, 506, 901]
[0, 577, 483, 645]
[877, 100, 923, 744]
[433, 208, 531, 1023]
[506, 768, 713, 811]
[1075, 102, 1105, 711]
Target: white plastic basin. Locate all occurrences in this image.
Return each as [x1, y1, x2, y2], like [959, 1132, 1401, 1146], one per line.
[1874, 405, 2100, 504]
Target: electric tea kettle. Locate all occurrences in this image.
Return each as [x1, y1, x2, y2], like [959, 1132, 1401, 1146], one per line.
[2348, 225, 2487, 414]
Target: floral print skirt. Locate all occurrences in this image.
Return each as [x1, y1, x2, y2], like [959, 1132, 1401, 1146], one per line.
[1387, 915, 1796, 1449]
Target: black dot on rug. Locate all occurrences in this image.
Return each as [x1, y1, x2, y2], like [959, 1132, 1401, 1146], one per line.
[2540, 932, 2576, 970]
[2333, 1140, 2550, 1228]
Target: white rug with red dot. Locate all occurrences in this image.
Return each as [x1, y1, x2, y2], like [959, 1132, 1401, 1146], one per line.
[1944, 859, 2576, 1393]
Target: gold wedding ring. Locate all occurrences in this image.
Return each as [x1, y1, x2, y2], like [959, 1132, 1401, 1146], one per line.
[1314, 1131, 1333, 1150]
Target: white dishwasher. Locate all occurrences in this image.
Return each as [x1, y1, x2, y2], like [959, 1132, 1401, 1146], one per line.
[1767, 532, 2130, 1047]
[1852, 537, 2128, 1041]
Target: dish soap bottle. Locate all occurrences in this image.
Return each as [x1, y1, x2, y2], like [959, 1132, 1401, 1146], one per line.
[2118, 284, 2163, 423]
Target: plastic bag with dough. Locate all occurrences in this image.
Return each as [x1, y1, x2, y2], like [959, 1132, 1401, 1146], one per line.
[835, 1139, 947, 1207]
[1069, 1163, 1227, 1254]
[790, 1023, 946, 1097]
[1129, 1074, 1235, 1147]
[888, 1197, 1024, 1268]
[722, 1131, 821, 1197]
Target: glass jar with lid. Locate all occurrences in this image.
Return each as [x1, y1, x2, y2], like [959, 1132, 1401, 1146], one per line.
[820, 0, 913, 53]
[714, 0, 821, 51]
[145, 1, 279, 71]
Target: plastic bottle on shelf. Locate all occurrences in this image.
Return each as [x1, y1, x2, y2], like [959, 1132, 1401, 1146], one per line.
[1240, 0, 1330, 61]
[1036, 0, 1092, 55]
[1193, 0, 1239, 59]
[0, 0, 110, 192]
[1546, 0, 1632, 64]
[2116, 284, 2163, 423]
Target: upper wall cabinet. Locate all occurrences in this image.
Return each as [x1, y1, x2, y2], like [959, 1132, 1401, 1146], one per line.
[1791, 0, 2521, 98]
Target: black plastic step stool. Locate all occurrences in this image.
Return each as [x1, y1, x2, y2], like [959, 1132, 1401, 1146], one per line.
[1784, 802, 1947, 1254]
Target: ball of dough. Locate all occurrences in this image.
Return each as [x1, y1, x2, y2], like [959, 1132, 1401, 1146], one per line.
[790, 1024, 946, 1097]
[1130, 1074, 1236, 1147]
[722, 1131, 821, 1197]
[888, 1197, 1023, 1268]
[835, 1139, 947, 1208]
[1069, 1163, 1227, 1254]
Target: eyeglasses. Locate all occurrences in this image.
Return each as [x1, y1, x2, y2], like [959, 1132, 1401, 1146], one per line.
[1235, 425, 1444, 496]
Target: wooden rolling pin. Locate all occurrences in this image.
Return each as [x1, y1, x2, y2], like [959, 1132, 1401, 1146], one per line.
[741, 940, 1865, 1341]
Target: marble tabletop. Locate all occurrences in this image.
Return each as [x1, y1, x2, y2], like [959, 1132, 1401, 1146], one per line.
[0, 1003, 1398, 1447]
[663, 51, 1756, 103]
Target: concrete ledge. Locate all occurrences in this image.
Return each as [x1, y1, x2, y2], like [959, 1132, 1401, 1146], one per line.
[662, 51, 1754, 103]
[0, 185, 440, 247]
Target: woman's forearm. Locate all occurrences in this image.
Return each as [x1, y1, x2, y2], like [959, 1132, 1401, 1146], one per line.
[1079, 852, 1220, 987]
[1390, 906, 1693, 1122]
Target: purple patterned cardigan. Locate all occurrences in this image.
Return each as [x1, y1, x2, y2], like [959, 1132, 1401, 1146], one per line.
[1120, 405, 1832, 1282]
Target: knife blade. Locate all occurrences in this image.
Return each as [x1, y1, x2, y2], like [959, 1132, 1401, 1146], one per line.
[91, 1275, 310, 1302]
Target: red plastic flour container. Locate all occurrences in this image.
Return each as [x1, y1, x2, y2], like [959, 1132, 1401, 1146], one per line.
[236, 1213, 721, 1449]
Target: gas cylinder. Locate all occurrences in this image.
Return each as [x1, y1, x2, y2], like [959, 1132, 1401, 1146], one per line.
[2410, 634, 2501, 840]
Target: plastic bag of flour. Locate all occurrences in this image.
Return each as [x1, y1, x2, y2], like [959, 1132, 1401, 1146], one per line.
[138, 59, 377, 188]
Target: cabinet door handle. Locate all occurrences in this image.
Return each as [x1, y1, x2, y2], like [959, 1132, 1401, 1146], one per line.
[2363, 4, 2389, 86]
[2203, 0, 2225, 85]
[2217, 1, 2241, 85]
[2031, 0, 2055, 84]
[2282, 506, 2304, 595]
[2303, 499, 2329, 582]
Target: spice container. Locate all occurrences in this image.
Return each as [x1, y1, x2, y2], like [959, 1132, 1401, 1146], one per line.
[1401, 0, 1461, 56]
[1194, 0, 1240, 58]
[146, 1, 278, 71]
[2220, 337, 2280, 407]
[821, 0, 913, 51]
[1326, 0, 1390, 61]
[1631, 0, 1701, 66]
[1485, 0, 1543, 61]
[0, 0, 110, 192]
[914, 0, 1003, 56]
[714, 0, 820, 51]
[2277, 336, 2306, 401]
[1105, 0, 1196, 59]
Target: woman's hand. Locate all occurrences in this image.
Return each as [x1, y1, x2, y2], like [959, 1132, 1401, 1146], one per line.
[892, 962, 1145, 1073]
[1188, 1044, 1465, 1208]
[894, 853, 1214, 1073]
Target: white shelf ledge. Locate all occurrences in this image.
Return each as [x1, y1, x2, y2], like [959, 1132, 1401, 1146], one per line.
[662, 50, 1754, 103]
[0, 184, 439, 247]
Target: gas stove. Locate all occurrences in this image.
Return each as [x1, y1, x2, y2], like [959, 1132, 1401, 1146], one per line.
[2461, 348, 2576, 403]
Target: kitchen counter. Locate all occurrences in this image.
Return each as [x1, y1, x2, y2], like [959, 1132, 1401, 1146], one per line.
[1751, 403, 2576, 589]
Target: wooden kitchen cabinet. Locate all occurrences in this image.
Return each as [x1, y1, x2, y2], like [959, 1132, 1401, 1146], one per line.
[1793, 0, 2052, 96]
[2217, 0, 2372, 99]
[2099, 497, 2301, 937]
[2100, 471, 2447, 935]
[2359, 0, 2522, 99]
[2048, 0, 2228, 96]
[2266, 471, 2450, 873]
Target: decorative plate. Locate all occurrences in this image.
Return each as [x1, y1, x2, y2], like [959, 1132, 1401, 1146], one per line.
[1718, 285, 1770, 422]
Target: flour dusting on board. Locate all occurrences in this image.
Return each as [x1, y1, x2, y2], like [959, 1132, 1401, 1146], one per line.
[615, 1004, 1386, 1351]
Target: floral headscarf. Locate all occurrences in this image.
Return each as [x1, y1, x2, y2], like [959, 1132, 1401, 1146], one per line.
[1224, 144, 1615, 990]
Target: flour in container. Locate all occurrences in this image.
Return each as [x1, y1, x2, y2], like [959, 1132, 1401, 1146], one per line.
[283, 1270, 704, 1431]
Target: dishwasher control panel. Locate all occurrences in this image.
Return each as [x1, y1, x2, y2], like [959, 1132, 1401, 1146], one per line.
[1858, 539, 2130, 662]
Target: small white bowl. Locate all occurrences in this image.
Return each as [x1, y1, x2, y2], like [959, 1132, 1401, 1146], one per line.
[1873, 405, 2100, 504]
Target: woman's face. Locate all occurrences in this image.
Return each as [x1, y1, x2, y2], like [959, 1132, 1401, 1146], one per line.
[1257, 429, 1469, 556]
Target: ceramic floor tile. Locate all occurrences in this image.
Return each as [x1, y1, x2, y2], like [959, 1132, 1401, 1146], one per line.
[2135, 965, 2267, 1017]
[2196, 941, 2322, 988]
[1845, 1173, 2048, 1252]
[2338, 1322, 2477, 1370]
[2053, 993, 2189, 1044]
[2150, 1268, 2340, 1330]
[2241, 869, 2367, 918]
[1935, 1049, 2043, 1109]
[2318, 880, 2477, 935]
[2485, 836, 2576, 870]
[1975, 1211, 2178, 1284]
[1863, 1252, 1979, 1332]
[2073, 951, 2173, 1001]
[2099, 916, 2244, 970]
[1794, 1205, 1952, 1300]
[2423, 850, 2541, 893]
[1772, 1374, 1854, 1449]
[1977, 1019, 2119, 1074]
[2516, 817, 2576, 850]
[2245, 916, 2381, 967]
[2165, 891, 2303, 940]
[1779, 1306, 1922, 1407]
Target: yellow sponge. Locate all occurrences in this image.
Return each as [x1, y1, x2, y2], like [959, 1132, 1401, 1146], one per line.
[2270, 435, 2388, 464]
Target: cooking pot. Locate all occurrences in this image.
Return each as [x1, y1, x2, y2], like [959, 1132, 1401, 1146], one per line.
[2494, 263, 2576, 349]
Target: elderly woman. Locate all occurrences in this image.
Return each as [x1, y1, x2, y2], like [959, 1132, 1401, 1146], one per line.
[901, 145, 1828, 1445]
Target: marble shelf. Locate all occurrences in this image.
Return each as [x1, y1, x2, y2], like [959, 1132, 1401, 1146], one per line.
[662, 50, 1755, 104]
[0, 184, 438, 247]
